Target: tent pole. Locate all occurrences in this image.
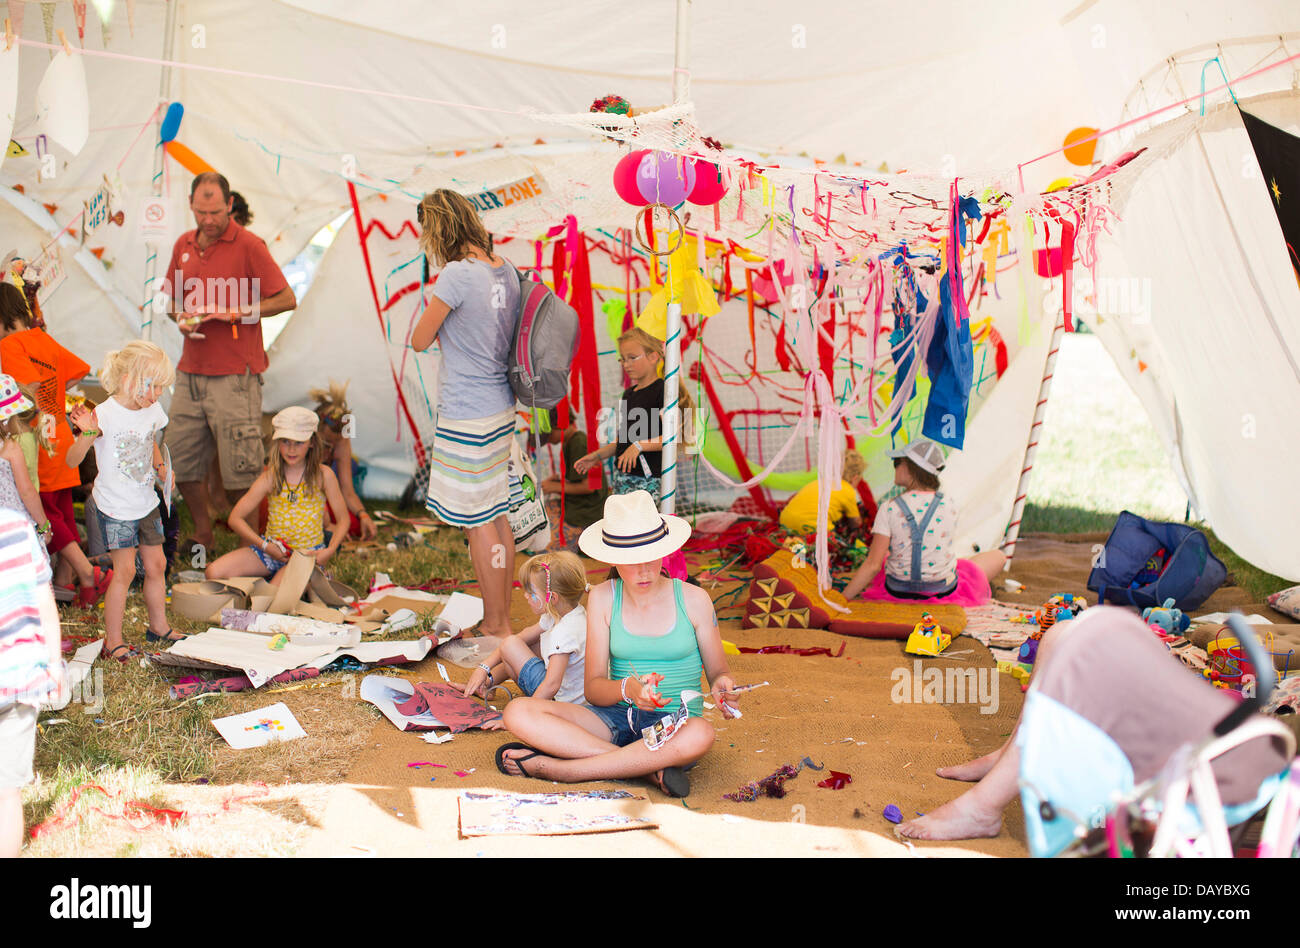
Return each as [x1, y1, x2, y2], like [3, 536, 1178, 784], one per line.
[141, 0, 180, 341]
[659, 0, 690, 515]
[999, 312, 1065, 567]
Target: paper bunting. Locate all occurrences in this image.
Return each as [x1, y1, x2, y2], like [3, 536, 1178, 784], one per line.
[35, 46, 89, 155]
[40, 3, 54, 52]
[71, 1, 86, 42]
[6, 140, 25, 157]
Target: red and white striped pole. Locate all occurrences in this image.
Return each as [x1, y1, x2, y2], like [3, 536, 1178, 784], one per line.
[999, 312, 1066, 567]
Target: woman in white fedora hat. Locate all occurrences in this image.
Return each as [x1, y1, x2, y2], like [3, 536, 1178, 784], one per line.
[496, 490, 738, 797]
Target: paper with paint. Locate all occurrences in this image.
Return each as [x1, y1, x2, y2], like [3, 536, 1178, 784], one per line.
[360, 675, 500, 733]
[212, 702, 306, 749]
[457, 790, 655, 838]
[42, 639, 103, 712]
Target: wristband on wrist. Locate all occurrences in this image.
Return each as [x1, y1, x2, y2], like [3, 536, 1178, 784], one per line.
[477, 662, 494, 686]
[621, 675, 633, 704]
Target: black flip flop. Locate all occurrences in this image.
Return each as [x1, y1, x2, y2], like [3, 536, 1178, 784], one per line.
[653, 766, 690, 798]
[146, 628, 188, 644]
[495, 742, 546, 779]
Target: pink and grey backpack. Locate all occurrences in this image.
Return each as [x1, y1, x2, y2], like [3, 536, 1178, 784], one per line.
[509, 265, 579, 409]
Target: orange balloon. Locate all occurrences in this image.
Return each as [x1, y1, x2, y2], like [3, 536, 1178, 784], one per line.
[165, 140, 215, 175]
[1062, 127, 1099, 166]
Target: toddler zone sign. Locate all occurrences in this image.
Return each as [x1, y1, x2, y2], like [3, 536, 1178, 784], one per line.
[466, 175, 546, 213]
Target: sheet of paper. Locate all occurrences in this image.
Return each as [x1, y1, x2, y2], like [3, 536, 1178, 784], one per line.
[212, 702, 306, 750]
[1192, 613, 1272, 626]
[360, 674, 446, 731]
[434, 592, 484, 635]
[457, 790, 655, 838]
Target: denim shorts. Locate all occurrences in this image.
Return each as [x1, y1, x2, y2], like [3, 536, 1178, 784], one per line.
[253, 541, 325, 576]
[517, 657, 547, 696]
[99, 508, 164, 551]
[587, 702, 673, 747]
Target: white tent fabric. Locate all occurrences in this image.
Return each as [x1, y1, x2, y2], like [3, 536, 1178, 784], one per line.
[1090, 93, 1300, 581]
[0, 1, 1297, 578]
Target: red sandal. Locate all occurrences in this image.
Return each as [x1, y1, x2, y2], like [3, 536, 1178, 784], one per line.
[76, 566, 114, 608]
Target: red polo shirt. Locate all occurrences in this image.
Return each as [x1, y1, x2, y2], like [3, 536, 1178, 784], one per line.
[165, 220, 289, 376]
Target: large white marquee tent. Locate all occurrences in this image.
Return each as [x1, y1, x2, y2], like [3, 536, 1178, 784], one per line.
[1, 0, 1298, 580]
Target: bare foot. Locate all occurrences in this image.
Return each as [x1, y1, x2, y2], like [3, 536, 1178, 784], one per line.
[895, 793, 1003, 840]
[936, 748, 1003, 782]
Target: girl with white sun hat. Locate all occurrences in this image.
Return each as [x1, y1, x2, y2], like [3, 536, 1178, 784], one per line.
[495, 490, 738, 798]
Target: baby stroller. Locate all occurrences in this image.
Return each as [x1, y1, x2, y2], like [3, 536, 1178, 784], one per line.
[1017, 609, 1298, 857]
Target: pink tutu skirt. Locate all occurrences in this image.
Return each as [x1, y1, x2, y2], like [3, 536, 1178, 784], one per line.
[861, 558, 992, 607]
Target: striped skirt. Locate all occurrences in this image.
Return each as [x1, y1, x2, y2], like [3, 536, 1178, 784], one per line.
[425, 410, 515, 528]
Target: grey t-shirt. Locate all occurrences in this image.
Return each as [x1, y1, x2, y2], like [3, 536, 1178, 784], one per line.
[431, 258, 519, 420]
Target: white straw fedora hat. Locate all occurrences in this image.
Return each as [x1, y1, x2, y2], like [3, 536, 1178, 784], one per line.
[578, 490, 692, 564]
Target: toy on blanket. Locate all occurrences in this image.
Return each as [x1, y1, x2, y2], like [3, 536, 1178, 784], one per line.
[1013, 594, 1087, 685]
[905, 612, 951, 656]
[1131, 547, 1168, 588]
[1142, 597, 1190, 635]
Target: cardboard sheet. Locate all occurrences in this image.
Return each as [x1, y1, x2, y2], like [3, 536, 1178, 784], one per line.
[156, 630, 432, 686]
[457, 790, 656, 838]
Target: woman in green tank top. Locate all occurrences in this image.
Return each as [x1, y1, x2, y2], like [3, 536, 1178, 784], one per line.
[495, 491, 738, 799]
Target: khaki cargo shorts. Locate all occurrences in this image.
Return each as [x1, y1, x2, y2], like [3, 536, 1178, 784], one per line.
[165, 370, 266, 490]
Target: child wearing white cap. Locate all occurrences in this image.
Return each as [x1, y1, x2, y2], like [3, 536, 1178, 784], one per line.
[842, 439, 1005, 601]
[205, 406, 350, 583]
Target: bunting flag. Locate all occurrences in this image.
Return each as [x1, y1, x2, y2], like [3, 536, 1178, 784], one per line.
[6, 1, 22, 36]
[41, 2, 55, 53]
[1240, 107, 1300, 285]
[71, 1, 86, 42]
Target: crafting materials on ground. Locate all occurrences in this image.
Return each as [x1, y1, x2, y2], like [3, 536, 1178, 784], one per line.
[723, 756, 824, 802]
[817, 771, 853, 790]
[360, 674, 501, 732]
[154, 630, 432, 688]
[211, 702, 306, 750]
[169, 667, 321, 700]
[28, 784, 186, 840]
[883, 804, 903, 823]
[220, 607, 360, 646]
[42, 638, 103, 711]
[436, 634, 505, 669]
[737, 642, 846, 658]
[433, 591, 485, 636]
[457, 790, 655, 838]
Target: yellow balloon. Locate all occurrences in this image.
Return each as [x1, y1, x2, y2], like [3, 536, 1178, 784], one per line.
[1046, 176, 1076, 193]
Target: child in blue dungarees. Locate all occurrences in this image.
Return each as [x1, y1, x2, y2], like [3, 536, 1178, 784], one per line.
[842, 439, 1005, 601]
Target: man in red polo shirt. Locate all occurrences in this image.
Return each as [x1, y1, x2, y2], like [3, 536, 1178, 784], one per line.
[163, 172, 296, 553]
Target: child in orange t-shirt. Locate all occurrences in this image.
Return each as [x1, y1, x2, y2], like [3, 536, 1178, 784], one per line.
[0, 283, 111, 606]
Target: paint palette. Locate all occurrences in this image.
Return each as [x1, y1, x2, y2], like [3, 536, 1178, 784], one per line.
[212, 702, 306, 749]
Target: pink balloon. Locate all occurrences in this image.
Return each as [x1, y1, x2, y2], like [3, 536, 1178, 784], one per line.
[636, 151, 695, 206]
[613, 149, 650, 206]
[687, 159, 728, 205]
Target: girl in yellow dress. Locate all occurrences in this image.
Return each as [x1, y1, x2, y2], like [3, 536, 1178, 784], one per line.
[206, 407, 349, 583]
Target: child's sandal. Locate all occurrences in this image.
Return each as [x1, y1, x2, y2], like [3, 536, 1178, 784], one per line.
[145, 628, 188, 644]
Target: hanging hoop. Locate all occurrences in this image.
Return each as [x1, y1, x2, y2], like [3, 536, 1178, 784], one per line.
[633, 202, 685, 257]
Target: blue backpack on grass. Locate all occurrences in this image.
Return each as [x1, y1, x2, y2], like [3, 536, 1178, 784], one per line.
[1087, 511, 1226, 611]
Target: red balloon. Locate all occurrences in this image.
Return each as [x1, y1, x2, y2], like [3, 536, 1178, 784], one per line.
[614, 149, 650, 206]
[687, 158, 728, 205]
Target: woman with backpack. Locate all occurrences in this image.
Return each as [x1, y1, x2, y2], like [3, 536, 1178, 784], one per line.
[412, 190, 519, 636]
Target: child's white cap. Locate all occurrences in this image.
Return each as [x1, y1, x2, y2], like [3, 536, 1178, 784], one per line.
[887, 439, 946, 475]
[272, 406, 319, 442]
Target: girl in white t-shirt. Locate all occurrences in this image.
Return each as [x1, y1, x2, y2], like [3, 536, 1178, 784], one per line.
[842, 439, 1005, 601]
[66, 342, 181, 662]
[463, 551, 589, 715]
